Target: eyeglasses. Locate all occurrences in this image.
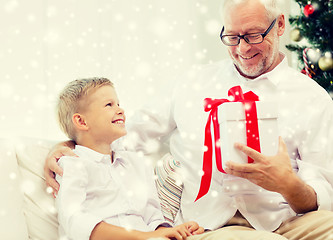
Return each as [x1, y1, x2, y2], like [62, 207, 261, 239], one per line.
[220, 18, 277, 46]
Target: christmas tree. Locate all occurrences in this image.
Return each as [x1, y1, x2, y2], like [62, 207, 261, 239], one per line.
[287, 0, 333, 97]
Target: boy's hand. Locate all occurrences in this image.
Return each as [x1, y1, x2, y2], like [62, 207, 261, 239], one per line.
[148, 221, 204, 240]
[44, 143, 76, 197]
[182, 221, 204, 235]
[148, 226, 190, 240]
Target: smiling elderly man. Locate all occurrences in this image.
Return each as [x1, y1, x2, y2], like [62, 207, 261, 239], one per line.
[45, 0, 333, 239]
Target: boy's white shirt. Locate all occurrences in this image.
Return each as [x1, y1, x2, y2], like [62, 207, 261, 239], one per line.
[55, 145, 167, 240]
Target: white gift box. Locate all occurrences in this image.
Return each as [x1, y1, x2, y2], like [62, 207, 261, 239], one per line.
[218, 101, 279, 170]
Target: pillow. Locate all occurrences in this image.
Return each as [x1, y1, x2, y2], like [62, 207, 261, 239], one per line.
[0, 138, 29, 240]
[15, 137, 59, 240]
[154, 153, 183, 224]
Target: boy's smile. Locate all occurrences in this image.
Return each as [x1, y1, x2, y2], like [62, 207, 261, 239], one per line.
[112, 118, 125, 125]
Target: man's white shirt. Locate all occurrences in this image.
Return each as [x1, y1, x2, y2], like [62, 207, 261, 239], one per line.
[125, 53, 333, 231]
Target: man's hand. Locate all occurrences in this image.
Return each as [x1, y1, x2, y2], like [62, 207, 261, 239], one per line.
[44, 141, 76, 197]
[225, 136, 295, 193]
[225, 136, 318, 213]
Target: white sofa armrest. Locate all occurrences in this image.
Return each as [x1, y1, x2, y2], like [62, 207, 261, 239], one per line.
[15, 137, 59, 240]
[0, 138, 28, 240]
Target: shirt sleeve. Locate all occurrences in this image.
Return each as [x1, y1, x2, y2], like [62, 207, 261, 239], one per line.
[122, 80, 178, 154]
[297, 97, 333, 211]
[55, 157, 102, 240]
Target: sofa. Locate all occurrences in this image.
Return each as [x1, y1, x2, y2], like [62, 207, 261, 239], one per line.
[0, 137, 182, 240]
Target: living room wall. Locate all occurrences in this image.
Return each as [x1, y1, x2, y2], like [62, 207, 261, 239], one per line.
[0, 0, 293, 141]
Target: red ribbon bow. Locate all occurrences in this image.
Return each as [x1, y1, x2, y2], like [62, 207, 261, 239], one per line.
[195, 86, 260, 201]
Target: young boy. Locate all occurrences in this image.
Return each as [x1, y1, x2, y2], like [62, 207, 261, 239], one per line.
[55, 77, 204, 240]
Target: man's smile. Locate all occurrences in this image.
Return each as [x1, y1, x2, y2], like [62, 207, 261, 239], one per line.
[240, 53, 259, 60]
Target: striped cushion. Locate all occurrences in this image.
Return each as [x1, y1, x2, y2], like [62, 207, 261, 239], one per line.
[154, 153, 183, 224]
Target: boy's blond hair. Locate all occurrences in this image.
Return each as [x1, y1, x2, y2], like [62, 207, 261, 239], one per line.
[57, 77, 114, 141]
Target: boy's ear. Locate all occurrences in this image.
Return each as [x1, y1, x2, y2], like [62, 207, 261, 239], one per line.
[72, 113, 89, 131]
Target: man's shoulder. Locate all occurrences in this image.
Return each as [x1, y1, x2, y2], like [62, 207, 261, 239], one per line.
[189, 59, 232, 74]
[178, 59, 233, 84]
[286, 65, 330, 91]
[279, 64, 332, 103]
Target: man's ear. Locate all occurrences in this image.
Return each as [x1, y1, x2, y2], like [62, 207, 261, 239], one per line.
[277, 14, 285, 36]
[72, 113, 89, 131]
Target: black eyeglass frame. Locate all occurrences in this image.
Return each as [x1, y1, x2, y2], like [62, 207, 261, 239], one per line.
[220, 18, 277, 46]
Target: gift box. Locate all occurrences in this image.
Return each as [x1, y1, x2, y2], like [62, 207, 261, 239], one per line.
[218, 101, 279, 170]
[195, 85, 279, 201]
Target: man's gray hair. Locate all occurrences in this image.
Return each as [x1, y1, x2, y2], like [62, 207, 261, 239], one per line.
[221, 0, 283, 23]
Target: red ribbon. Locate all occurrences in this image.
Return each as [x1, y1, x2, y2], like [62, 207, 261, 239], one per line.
[195, 86, 260, 201]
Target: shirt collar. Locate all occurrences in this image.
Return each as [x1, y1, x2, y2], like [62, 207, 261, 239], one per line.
[232, 52, 287, 86]
[74, 145, 127, 166]
[74, 145, 113, 164]
[112, 151, 126, 165]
